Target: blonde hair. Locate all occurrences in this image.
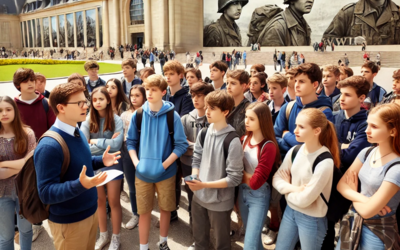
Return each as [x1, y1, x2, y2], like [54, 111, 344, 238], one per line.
[143, 74, 168, 91]
[322, 64, 340, 77]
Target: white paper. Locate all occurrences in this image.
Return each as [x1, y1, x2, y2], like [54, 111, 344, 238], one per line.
[96, 169, 123, 187]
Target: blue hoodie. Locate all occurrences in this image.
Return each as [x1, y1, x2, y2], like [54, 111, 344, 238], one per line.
[274, 96, 334, 154]
[319, 87, 341, 106]
[334, 109, 370, 171]
[126, 101, 188, 183]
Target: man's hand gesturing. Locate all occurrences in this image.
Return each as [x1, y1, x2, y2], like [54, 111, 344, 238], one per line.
[79, 165, 107, 189]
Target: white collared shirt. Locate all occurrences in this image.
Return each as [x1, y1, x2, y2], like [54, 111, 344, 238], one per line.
[53, 118, 76, 137]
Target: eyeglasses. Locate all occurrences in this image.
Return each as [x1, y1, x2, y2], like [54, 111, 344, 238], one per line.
[66, 100, 89, 108]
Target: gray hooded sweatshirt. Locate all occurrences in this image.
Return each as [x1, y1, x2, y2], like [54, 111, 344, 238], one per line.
[192, 123, 244, 212]
[180, 109, 209, 166]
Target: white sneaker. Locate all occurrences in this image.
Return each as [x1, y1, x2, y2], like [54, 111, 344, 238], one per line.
[108, 235, 120, 250]
[95, 234, 110, 250]
[32, 225, 44, 242]
[125, 215, 139, 230]
[263, 229, 278, 245]
[187, 242, 195, 250]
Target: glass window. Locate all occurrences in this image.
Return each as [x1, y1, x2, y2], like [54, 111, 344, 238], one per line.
[98, 7, 103, 47]
[28, 20, 33, 47]
[66, 13, 74, 47]
[86, 9, 96, 47]
[58, 15, 65, 47]
[76, 11, 84, 47]
[130, 0, 144, 25]
[23, 21, 28, 47]
[20, 23, 25, 47]
[32, 19, 36, 47]
[43, 17, 50, 47]
[36, 18, 42, 47]
[51, 16, 57, 47]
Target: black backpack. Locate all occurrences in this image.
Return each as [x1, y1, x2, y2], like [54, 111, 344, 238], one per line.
[136, 107, 175, 145]
[291, 145, 350, 222]
[199, 127, 238, 161]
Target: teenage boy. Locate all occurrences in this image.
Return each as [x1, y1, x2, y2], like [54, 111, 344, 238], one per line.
[13, 68, 56, 140]
[84, 60, 106, 94]
[382, 69, 400, 105]
[187, 90, 244, 250]
[180, 82, 214, 232]
[274, 63, 334, 156]
[34, 81, 121, 250]
[267, 73, 288, 124]
[283, 68, 296, 102]
[209, 61, 228, 90]
[339, 66, 354, 81]
[226, 69, 250, 137]
[35, 72, 50, 98]
[360, 61, 386, 109]
[126, 74, 188, 250]
[318, 64, 341, 112]
[163, 61, 194, 117]
[121, 58, 141, 95]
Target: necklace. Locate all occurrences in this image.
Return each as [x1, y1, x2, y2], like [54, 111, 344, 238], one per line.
[373, 150, 392, 164]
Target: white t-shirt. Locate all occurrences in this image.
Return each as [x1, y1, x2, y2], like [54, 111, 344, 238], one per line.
[19, 95, 39, 104]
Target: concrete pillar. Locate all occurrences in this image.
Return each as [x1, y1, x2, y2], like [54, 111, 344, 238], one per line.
[114, 0, 120, 47]
[64, 15, 68, 48]
[144, 0, 151, 49]
[55, 15, 59, 48]
[49, 17, 53, 48]
[83, 11, 87, 47]
[168, 0, 175, 51]
[102, 0, 110, 48]
[95, 8, 100, 48]
[21, 22, 26, 48]
[120, 0, 126, 46]
[26, 21, 30, 47]
[40, 18, 44, 49]
[73, 13, 77, 48]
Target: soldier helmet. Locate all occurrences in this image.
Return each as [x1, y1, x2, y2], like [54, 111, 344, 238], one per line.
[283, 0, 293, 4]
[218, 0, 249, 13]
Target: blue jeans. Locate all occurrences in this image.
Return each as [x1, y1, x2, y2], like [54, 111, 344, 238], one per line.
[238, 183, 270, 250]
[336, 216, 385, 250]
[275, 206, 327, 250]
[280, 60, 285, 72]
[0, 190, 32, 250]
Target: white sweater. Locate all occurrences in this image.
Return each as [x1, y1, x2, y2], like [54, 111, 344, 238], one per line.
[273, 145, 334, 218]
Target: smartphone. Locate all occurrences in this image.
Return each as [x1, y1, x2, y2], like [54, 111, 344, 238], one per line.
[184, 175, 201, 182]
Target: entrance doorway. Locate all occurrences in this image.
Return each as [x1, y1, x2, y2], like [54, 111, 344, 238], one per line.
[131, 33, 144, 49]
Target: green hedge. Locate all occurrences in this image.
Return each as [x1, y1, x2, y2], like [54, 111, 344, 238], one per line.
[0, 59, 84, 66]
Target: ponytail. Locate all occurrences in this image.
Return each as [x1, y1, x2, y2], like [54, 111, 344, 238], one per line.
[320, 121, 341, 168]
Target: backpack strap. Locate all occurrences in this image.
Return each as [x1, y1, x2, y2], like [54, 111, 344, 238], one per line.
[285, 101, 296, 121]
[318, 106, 331, 112]
[167, 109, 175, 145]
[291, 145, 302, 163]
[199, 127, 208, 148]
[260, 141, 273, 157]
[364, 146, 376, 162]
[384, 161, 400, 176]
[38, 131, 70, 179]
[223, 131, 239, 161]
[42, 98, 49, 114]
[311, 151, 334, 207]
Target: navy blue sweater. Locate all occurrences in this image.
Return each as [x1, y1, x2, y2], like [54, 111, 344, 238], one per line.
[163, 85, 194, 117]
[34, 127, 104, 224]
[334, 109, 371, 171]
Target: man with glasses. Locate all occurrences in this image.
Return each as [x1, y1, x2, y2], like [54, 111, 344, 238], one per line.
[204, 0, 249, 47]
[84, 60, 106, 94]
[34, 81, 121, 250]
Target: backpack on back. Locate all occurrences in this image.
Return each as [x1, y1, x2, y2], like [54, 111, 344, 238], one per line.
[199, 127, 239, 161]
[135, 107, 175, 147]
[291, 144, 350, 222]
[247, 5, 284, 46]
[285, 101, 330, 120]
[15, 131, 70, 224]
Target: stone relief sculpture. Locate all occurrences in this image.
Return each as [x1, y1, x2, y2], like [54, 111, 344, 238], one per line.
[323, 0, 400, 45]
[203, 0, 248, 47]
[253, 0, 314, 46]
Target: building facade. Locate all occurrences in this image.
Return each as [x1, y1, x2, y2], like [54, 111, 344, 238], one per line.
[0, 0, 204, 52]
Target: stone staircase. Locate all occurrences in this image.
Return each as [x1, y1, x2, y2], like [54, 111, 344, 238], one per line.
[176, 51, 400, 68]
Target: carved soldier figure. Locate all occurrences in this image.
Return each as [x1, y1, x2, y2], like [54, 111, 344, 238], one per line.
[253, 0, 314, 47]
[323, 0, 400, 45]
[204, 0, 248, 47]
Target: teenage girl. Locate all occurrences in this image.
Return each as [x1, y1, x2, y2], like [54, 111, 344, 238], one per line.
[244, 72, 268, 103]
[120, 85, 146, 230]
[273, 108, 340, 250]
[336, 103, 400, 250]
[81, 87, 124, 250]
[106, 78, 130, 116]
[239, 102, 280, 250]
[0, 96, 35, 249]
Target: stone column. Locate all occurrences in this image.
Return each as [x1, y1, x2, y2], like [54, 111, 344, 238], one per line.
[55, 15, 59, 48]
[120, 0, 126, 46]
[64, 15, 68, 48]
[26, 21, 30, 47]
[21, 22, 26, 48]
[73, 13, 77, 48]
[114, 0, 120, 47]
[102, 0, 110, 48]
[31, 20, 35, 48]
[143, 0, 151, 49]
[40, 19, 44, 49]
[49, 17, 53, 48]
[83, 11, 87, 47]
[168, 0, 175, 50]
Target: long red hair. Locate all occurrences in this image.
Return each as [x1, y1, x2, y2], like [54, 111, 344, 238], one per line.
[298, 108, 341, 167]
[0, 96, 29, 155]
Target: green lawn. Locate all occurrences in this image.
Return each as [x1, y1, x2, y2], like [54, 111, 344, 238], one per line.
[0, 63, 122, 81]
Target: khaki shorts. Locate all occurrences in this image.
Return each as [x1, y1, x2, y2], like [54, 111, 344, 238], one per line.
[135, 175, 176, 215]
[270, 186, 282, 207]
